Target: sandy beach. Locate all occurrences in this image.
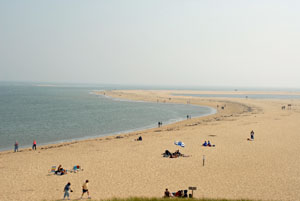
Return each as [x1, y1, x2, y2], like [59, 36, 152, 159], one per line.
[0, 90, 300, 201]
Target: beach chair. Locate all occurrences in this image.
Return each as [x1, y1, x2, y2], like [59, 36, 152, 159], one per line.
[51, 166, 56, 173]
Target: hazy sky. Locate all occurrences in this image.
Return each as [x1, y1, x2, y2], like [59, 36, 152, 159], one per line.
[1, 0, 299, 88]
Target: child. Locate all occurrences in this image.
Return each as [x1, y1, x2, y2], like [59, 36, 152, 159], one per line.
[63, 182, 72, 200]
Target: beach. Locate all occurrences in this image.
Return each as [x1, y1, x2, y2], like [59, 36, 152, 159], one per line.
[0, 90, 300, 201]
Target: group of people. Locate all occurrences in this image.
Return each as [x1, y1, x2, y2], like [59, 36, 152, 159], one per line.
[164, 188, 189, 198]
[14, 140, 37, 152]
[163, 149, 183, 158]
[158, 121, 163, 127]
[63, 180, 90, 200]
[202, 140, 215, 147]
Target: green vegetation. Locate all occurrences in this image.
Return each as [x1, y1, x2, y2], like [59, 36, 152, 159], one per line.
[54, 197, 262, 201]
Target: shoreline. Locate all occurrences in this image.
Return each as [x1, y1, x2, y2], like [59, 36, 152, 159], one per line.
[0, 89, 249, 155]
[0, 93, 217, 154]
[1, 90, 300, 201]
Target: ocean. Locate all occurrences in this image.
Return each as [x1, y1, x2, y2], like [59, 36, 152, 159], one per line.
[0, 83, 215, 151]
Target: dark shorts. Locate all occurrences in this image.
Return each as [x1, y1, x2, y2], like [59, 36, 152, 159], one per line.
[83, 189, 88, 193]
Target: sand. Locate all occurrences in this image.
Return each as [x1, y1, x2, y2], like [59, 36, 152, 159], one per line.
[0, 90, 300, 201]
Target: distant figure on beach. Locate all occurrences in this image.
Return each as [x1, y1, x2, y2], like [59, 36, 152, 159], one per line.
[136, 136, 142, 141]
[81, 180, 90, 199]
[55, 165, 66, 175]
[158, 121, 162, 127]
[202, 141, 207, 146]
[63, 182, 72, 200]
[282, 106, 286, 110]
[164, 188, 170, 197]
[187, 115, 189, 120]
[32, 140, 37, 150]
[14, 141, 19, 152]
[250, 130, 254, 140]
[207, 140, 211, 147]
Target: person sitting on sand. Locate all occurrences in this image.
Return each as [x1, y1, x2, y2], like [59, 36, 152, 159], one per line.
[207, 140, 211, 147]
[202, 141, 207, 146]
[55, 165, 66, 175]
[55, 165, 62, 174]
[164, 188, 170, 197]
[137, 136, 142, 141]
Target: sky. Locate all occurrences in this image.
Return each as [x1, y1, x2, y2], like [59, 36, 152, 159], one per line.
[0, 0, 300, 88]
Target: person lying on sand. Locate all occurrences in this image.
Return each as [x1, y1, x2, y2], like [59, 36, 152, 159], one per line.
[162, 150, 190, 158]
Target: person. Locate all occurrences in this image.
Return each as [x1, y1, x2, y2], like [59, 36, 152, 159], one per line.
[164, 188, 170, 197]
[81, 180, 90, 199]
[250, 130, 254, 140]
[55, 165, 66, 175]
[55, 165, 62, 174]
[14, 141, 19, 152]
[137, 136, 142, 141]
[202, 141, 207, 146]
[63, 182, 73, 200]
[173, 150, 181, 157]
[164, 150, 172, 157]
[207, 140, 211, 147]
[175, 190, 182, 197]
[32, 140, 37, 150]
[183, 190, 188, 197]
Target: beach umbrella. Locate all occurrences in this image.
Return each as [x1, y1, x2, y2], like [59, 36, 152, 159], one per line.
[174, 141, 185, 147]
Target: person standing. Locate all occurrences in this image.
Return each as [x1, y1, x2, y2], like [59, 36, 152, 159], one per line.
[63, 182, 72, 200]
[250, 130, 254, 140]
[81, 180, 90, 199]
[14, 141, 19, 152]
[32, 140, 37, 150]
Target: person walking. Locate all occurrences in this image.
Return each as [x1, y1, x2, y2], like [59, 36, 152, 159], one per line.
[81, 180, 90, 199]
[63, 182, 72, 200]
[250, 130, 254, 140]
[14, 141, 19, 152]
[32, 140, 37, 150]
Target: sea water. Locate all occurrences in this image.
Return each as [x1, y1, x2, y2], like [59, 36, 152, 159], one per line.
[0, 83, 215, 151]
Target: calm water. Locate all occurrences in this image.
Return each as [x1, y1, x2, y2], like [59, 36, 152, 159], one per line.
[0, 84, 215, 151]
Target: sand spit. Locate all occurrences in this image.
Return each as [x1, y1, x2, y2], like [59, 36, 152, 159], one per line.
[0, 90, 299, 201]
